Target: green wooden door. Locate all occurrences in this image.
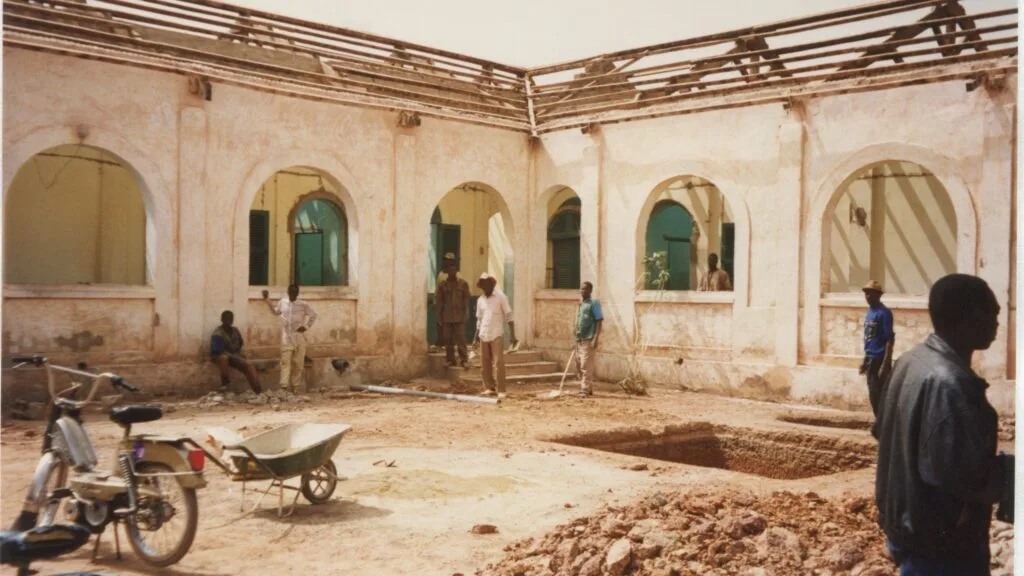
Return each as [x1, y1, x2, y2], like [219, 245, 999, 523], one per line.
[249, 210, 270, 285]
[646, 202, 694, 290]
[720, 222, 735, 285]
[295, 233, 324, 286]
[552, 237, 581, 289]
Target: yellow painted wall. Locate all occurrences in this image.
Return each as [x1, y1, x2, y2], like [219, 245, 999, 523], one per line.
[4, 144, 146, 285]
[648, 176, 734, 288]
[828, 161, 957, 296]
[435, 185, 510, 292]
[249, 167, 347, 286]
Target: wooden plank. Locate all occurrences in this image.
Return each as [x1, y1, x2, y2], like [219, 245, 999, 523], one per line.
[2, 32, 532, 131]
[2, 12, 528, 114]
[536, 44, 1017, 121]
[531, 7, 1016, 95]
[536, 63, 1017, 134]
[162, 0, 526, 73]
[528, 0, 947, 76]
[4, 2, 527, 101]
[70, 0, 526, 89]
[530, 23, 1016, 110]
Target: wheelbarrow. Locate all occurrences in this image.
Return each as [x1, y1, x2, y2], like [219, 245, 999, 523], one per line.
[202, 423, 351, 518]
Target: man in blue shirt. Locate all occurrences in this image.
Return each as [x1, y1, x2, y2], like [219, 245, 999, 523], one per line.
[860, 280, 894, 416]
[574, 281, 603, 398]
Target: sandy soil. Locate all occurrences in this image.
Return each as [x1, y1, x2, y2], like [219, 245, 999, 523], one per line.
[0, 380, 1008, 576]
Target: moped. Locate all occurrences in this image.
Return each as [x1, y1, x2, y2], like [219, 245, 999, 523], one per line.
[8, 356, 208, 568]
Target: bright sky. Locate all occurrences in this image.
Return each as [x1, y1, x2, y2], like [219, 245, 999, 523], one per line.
[224, 0, 1016, 68]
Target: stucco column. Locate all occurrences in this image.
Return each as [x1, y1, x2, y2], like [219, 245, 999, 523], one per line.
[975, 94, 1015, 381]
[774, 109, 805, 367]
[580, 143, 600, 288]
[176, 106, 207, 359]
[392, 132, 419, 359]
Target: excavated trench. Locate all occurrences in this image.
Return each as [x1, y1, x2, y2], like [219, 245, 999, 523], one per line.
[548, 422, 876, 480]
[776, 412, 873, 431]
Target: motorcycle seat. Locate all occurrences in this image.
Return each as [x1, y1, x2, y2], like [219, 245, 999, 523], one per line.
[108, 405, 163, 426]
[0, 524, 92, 566]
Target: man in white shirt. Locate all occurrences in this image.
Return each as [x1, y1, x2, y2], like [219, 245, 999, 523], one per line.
[473, 273, 517, 399]
[262, 284, 318, 393]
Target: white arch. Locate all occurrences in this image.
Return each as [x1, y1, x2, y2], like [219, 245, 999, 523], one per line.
[803, 142, 978, 358]
[633, 166, 752, 308]
[3, 125, 173, 289]
[231, 151, 363, 312]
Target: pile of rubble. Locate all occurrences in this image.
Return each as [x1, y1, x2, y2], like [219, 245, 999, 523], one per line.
[197, 389, 317, 409]
[480, 488, 1014, 576]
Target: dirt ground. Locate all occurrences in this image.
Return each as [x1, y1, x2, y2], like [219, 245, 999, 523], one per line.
[0, 380, 1013, 576]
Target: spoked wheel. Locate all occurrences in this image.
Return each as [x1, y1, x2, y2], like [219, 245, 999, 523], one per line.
[300, 460, 338, 504]
[125, 462, 198, 568]
[33, 451, 70, 528]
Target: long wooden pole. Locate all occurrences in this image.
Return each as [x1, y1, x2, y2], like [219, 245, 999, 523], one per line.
[350, 384, 500, 405]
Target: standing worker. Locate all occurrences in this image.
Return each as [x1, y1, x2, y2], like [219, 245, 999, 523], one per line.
[860, 280, 894, 416]
[435, 252, 471, 368]
[574, 281, 603, 398]
[874, 273, 1013, 574]
[262, 284, 317, 393]
[473, 273, 517, 398]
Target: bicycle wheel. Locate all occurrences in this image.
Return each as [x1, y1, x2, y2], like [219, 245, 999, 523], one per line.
[125, 462, 198, 567]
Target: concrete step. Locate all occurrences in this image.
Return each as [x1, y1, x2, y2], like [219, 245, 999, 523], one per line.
[427, 350, 546, 376]
[459, 361, 562, 376]
[460, 372, 569, 385]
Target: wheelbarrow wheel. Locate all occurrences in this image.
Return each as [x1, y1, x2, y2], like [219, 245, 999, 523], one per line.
[301, 460, 338, 504]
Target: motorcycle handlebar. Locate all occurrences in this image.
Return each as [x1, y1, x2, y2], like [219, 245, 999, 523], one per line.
[109, 376, 139, 393]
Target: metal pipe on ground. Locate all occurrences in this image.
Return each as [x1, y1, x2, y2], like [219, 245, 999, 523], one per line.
[349, 384, 499, 405]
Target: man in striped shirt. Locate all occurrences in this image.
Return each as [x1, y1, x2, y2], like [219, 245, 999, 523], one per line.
[262, 284, 318, 393]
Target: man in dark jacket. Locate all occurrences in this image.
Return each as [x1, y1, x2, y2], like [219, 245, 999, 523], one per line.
[874, 273, 1012, 574]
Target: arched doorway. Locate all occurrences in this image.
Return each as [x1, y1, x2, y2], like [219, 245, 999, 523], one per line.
[824, 160, 956, 296]
[427, 182, 515, 348]
[639, 175, 735, 292]
[4, 144, 147, 285]
[248, 167, 350, 288]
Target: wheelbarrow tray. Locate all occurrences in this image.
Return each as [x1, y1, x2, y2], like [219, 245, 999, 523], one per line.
[223, 423, 351, 480]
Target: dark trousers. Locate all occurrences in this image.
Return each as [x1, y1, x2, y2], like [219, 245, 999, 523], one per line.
[887, 540, 990, 576]
[864, 355, 887, 417]
[441, 322, 467, 364]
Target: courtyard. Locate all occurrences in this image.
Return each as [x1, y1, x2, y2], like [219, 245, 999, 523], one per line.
[0, 377, 1015, 575]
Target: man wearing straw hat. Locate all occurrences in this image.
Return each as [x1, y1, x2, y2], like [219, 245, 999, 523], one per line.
[435, 252, 471, 368]
[860, 279, 894, 417]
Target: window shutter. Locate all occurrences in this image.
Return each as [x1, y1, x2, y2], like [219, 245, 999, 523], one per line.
[249, 210, 270, 285]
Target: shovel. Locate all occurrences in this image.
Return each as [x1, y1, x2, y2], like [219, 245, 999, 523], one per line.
[538, 347, 577, 400]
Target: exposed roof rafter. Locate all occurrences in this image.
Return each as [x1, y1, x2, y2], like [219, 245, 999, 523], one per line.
[2, 0, 1017, 134]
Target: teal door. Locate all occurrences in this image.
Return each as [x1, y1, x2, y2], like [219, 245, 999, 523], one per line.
[548, 208, 581, 289]
[646, 201, 694, 290]
[295, 233, 324, 286]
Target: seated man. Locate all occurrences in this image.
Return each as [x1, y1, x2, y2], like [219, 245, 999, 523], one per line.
[210, 310, 262, 394]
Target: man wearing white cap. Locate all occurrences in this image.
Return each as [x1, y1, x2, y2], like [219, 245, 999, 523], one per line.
[474, 273, 517, 399]
[860, 280, 894, 416]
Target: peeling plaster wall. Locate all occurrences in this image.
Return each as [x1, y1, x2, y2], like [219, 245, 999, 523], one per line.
[1, 48, 1015, 413]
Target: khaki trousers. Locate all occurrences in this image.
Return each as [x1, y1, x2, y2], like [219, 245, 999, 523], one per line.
[480, 337, 506, 393]
[279, 339, 307, 391]
[575, 339, 596, 392]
